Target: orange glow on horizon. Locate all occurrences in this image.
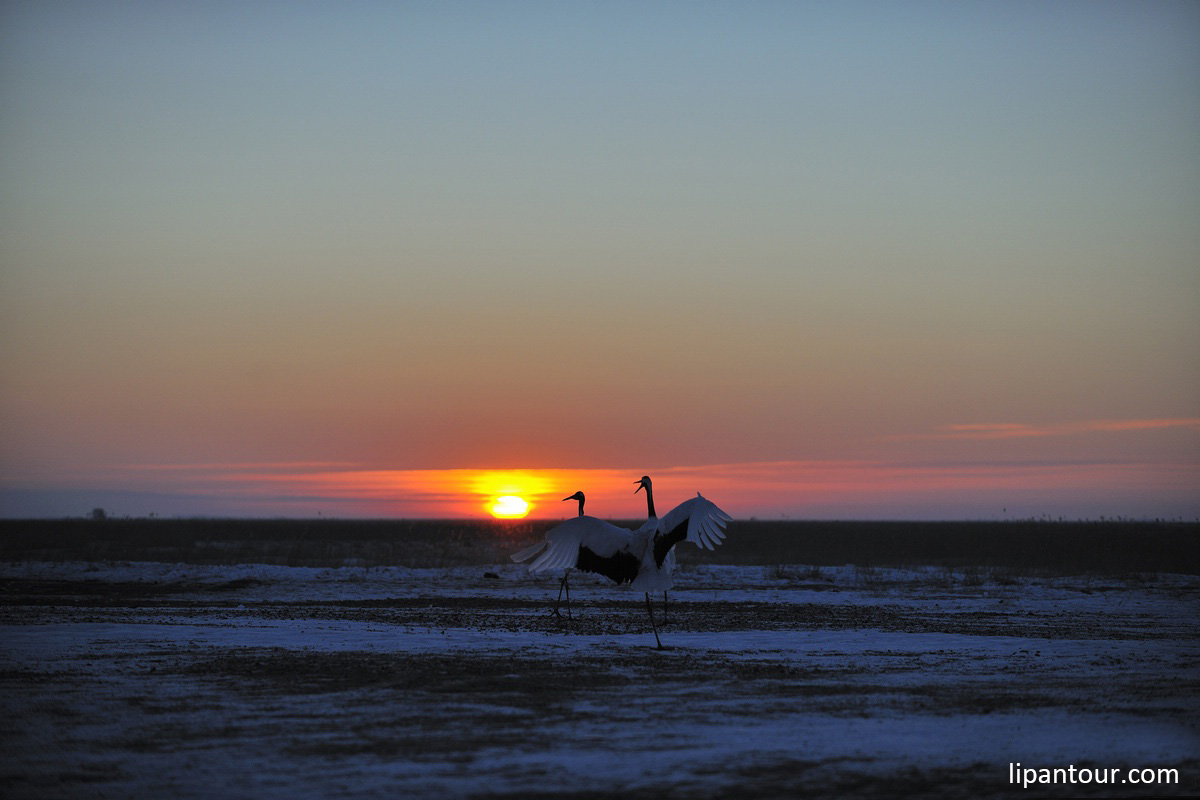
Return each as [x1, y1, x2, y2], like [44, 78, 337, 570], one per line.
[180, 465, 659, 518]
[101, 453, 1200, 520]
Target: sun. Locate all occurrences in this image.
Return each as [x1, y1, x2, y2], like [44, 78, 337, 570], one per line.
[490, 495, 530, 519]
[473, 471, 550, 519]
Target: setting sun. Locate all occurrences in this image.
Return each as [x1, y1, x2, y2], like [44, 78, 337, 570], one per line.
[490, 495, 530, 519]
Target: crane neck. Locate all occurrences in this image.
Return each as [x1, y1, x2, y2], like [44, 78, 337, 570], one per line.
[643, 485, 656, 519]
[576, 497, 585, 517]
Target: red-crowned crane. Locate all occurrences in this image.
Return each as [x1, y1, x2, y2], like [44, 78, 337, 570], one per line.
[507, 490, 590, 619]
[634, 475, 674, 619]
[552, 491, 586, 618]
[511, 479, 731, 648]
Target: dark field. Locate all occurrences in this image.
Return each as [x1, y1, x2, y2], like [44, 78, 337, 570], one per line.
[2, 518, 1197, 573]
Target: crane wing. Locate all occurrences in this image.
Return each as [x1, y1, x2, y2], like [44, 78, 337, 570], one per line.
[524, 516, 635, 573]
[652, 493, 732, 566]
[510, 541, 547, 564]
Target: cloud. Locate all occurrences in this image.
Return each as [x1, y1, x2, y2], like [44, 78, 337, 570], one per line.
[897, 418, 1200, 441]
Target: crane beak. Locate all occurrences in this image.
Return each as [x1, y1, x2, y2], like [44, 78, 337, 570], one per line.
[634, 480, 644, 494]
[562, 494, 575, 502]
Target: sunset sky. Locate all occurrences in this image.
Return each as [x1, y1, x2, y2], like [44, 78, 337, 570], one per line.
[2, 2, 1198, 520]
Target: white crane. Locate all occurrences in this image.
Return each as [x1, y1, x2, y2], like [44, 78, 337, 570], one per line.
[552, 491, 587, 618]
[634, 475, 673, 619]
[511, 478, 731, 648]
[507, 489, 596, 619]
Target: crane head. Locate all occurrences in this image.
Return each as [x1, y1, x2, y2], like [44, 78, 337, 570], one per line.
[562, 491, 585, 503]
[634, 475, 652, 494]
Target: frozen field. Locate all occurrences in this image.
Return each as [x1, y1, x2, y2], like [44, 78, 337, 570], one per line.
[1, 560, 1197, 798]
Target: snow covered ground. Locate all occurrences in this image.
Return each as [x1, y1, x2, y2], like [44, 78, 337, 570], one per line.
[1, 561, 1197, 798]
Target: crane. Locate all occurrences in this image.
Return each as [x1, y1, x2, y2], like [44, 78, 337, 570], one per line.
[554, 491, 586, 618]
[507, 490, 593, 619]
[511, 479, 731, 648]
[634, 475, 673, 620]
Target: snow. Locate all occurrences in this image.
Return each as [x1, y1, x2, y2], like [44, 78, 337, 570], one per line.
[1, 560, 1197, 798]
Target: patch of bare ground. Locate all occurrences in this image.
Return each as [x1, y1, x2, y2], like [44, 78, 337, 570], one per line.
[178, 644, 1176, 721]
[3, 569, 1187, 641]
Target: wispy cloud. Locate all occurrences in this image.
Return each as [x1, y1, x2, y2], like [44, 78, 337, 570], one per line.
[896, 418, 1200, 441]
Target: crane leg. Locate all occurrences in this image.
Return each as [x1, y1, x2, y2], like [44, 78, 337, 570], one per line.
[645, 592, 663, 650]
[554, 569, 572, 620]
